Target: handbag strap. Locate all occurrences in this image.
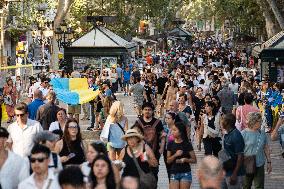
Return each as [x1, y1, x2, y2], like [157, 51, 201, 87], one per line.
[116, 122, 125, 134]
[129, 147, 144, 176]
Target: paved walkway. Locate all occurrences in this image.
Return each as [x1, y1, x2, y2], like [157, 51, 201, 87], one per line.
[112, 93, 284, 189]
[3, 91, 283, 188]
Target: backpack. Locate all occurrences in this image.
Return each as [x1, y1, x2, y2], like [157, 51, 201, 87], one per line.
[29, 152, 58, 174]
[136, 118, 160, 152]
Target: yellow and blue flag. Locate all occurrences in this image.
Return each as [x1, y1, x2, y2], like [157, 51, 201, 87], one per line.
[50, 78, 100, 105]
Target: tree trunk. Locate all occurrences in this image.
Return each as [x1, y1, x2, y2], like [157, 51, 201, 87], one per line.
[266, 0, 284, 30]
[264, 10, 278, 38]
[256, 0, 279, 39]
[51, 0, 74, 70]
[54, 0, 74, 28]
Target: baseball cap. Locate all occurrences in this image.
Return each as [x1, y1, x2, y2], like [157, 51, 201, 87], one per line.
[0, 127, 9, 138]
[33, 131, 59, 143]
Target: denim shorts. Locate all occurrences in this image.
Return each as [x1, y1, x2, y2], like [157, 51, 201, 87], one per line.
[170, 172, 192, 182]
[123, 80, 130, 87]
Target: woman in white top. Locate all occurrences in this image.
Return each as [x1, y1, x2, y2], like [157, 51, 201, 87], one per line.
[110, 67, 118, 93]
[200, 101, 222, 157]
[49, 108, 67, 138]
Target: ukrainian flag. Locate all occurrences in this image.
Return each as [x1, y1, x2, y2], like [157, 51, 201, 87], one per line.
[50, 78, 100, 105]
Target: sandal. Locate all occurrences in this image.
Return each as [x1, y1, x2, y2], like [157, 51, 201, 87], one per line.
[92, 127, 102, 131]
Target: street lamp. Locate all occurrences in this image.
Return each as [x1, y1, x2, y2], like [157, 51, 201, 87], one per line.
[31, 3, 54, 69]
[54, 20, 74, 49]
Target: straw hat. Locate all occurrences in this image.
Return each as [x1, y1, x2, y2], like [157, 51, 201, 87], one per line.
[121, 129, 144, 141]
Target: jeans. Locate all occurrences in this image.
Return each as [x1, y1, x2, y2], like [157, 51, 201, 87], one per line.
[170, 172, 192, 182]
[82, 103, 90, 118]
[90, 102, 95, 128]
[243, 165, 264, 189]
[117, 78, 122, 88]
[111, 81, 118, 93]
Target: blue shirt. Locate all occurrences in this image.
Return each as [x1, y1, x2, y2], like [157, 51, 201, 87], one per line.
[241, 129, 268, 167]
[224, 128, 245, 176]
[28, 99, 45, 120]
[129, 63, 133, 70]
[108, 119, 126, 149]
[116, 67, 123, 78]
[104, 89, 112, 97]
[277, 124, 284, 146]
[123, 70, 131, 81]
[90, 84, 99, 91]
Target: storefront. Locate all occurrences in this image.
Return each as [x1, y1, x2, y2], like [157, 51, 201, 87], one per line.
[64, 26, 137, 72]
[260, 48, 284, 88]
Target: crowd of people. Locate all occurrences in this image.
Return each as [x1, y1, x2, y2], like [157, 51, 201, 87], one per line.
[0, 37, 283, 189]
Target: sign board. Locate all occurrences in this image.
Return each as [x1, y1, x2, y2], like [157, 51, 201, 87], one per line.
[101, 57, 117, 68]
[73, 56, 117, 71]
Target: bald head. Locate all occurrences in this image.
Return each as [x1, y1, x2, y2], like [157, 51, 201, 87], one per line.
[197, 156, 224, 189]
[33, 89, 43, 99]
[169, 100, 178, 112]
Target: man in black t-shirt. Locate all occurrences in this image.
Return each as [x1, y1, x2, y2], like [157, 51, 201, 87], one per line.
[131, 66, 141, 83]
[132, 102, 165, 180]
[155, 70, 168, 117]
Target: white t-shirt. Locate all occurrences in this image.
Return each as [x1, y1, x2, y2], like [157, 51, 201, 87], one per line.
[39, 86, 49, 97]
[8, 119, 43, 157]
[198, 84, 209, 95]
[81, 161, 91, 177]
[0, 151, 29, 189]
[49, 121, 65, 132]
[18, 170, 60, 189]
[197, 57, 203, 67]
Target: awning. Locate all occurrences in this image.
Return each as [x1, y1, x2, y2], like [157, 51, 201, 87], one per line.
[132, 37, 158, 45]
[72, 26, 137, 52]
[253, 31, 284, 58]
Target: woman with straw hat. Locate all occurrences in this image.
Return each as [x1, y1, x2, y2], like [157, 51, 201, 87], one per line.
[119, 129, 158, 180]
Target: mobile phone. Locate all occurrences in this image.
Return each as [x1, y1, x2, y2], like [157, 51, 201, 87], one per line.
[68, 153, 76, 159]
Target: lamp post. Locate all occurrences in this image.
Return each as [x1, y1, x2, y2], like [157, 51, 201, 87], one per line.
[32, 3, 53, 69]
[54, 20, 74, 49]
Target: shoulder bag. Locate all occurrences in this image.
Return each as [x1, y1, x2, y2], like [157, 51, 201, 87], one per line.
[243, 130, 262, 175]
[130, 147, 157, 189]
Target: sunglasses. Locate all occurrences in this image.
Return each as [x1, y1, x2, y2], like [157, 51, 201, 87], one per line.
[16, 113, 26, 117]
[68, 125, 78, 129]
[30, 157, 47, 163]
